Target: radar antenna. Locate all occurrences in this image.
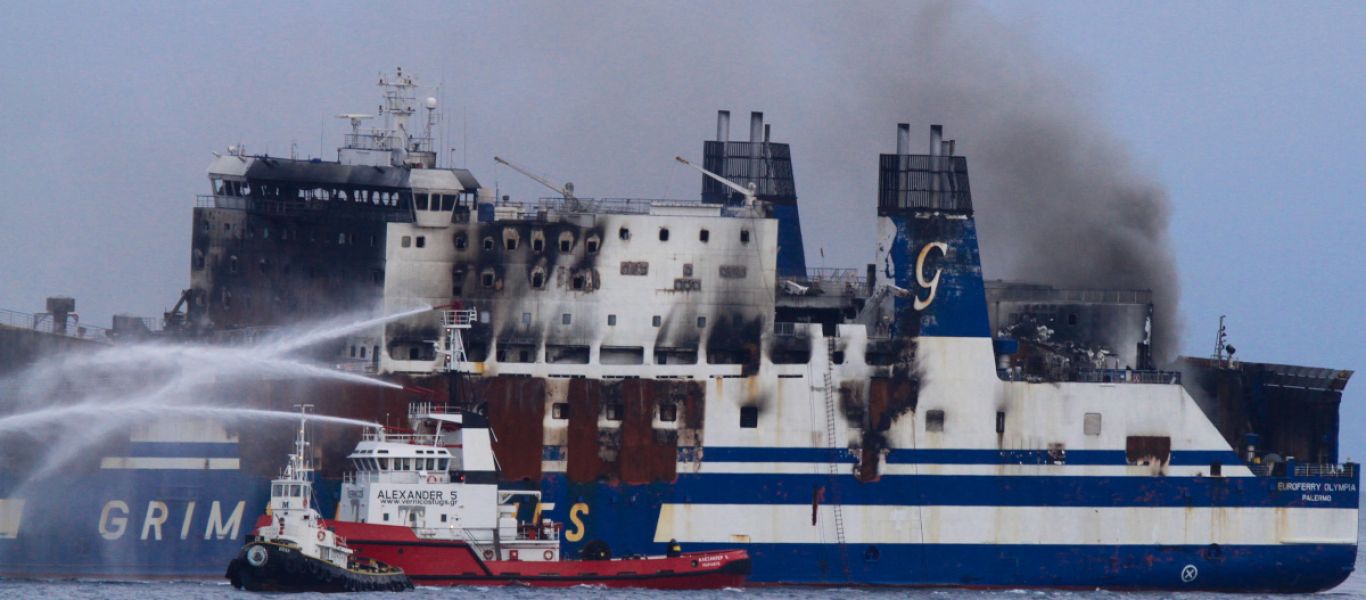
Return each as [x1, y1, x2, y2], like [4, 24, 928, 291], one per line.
[493, 156, 580, 210]
[675, 156, 757, 209]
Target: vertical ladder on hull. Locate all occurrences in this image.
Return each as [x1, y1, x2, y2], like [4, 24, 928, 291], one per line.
[822, 336, 851, 581]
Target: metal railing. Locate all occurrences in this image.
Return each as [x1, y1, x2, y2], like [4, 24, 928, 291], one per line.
[1293, 463, 1356, 478]
[985, 284, 1153, 305]
[195, 195, 414, 223]
[0, 308, 111, 341]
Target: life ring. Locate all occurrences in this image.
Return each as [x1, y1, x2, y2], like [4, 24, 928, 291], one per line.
[543, 550, 554, 561]
[317, 530, 326, 542]
[482, 549, 494, 560]
[427, 474, 439, 483]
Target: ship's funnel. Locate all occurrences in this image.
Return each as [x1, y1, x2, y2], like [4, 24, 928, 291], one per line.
[897, 123, 910, 155]
[930, 125, 943, 156]
[749, 112, 764, 143]
[717, 110, 730, 143]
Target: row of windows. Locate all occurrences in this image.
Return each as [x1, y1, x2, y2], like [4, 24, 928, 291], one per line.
[923, 409, 1105, 436]
[550, 401, 678, 422]
[199, 219, 375, 247]
[442, 225, 752, 256]
[351, 456, 449, 472]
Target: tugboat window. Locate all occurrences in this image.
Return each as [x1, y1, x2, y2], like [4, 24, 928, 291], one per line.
[415, 236, 426, 248]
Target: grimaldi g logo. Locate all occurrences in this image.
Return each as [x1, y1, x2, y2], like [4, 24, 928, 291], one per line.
[98, 499, 245, 541]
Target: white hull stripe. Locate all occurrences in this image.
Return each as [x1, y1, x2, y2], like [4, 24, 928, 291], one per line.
[653, 504, 1360, 546]
[100, 457, 241, 470]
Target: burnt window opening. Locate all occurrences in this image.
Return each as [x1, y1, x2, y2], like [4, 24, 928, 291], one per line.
[995, 411, 1006, 434]
[408, 347, 420, 360]
[1084, 413, 1102, 436]
[1047, 443, 1067, 464]
[481, 272, 496, 288]
[659, 402, 678, 422]
[586, 236, 600, 253]
[532, 237, 545, 252]
[697, 316, 706, 329]
[201, 220, 209, 233]
[926, 410, 945, 432]
[552, 403, 570, 420]
[504, 237, 518, 251]
[1210, 461, 1223, 477]
[683, 263, 694, 277]
[601, 346, 644, 365]
[228, 255, 239, 274]
[401, 236, 412, 248]
[224, 222, 231, 232]
[560, 239, 571, 252]
[221, 288, 232, 309]
[1068, 313, 1078, 326]
[1125, 435, 1172, 466]
[605, 403, 624, 421]
[531, 271, 546, 289]
[831, 350, 846, 364]
[455, 233, 468, 250]
[192, 250, 205, 270]
[415, 236, 426, 248]
[482, 237, 495, 251]
[699, 229, 710, 242]
[740, 229, 751, 244]
[654, 347, 698, 365]
[659, 228, 670, 242]
[618, 227, 630, 241]
[652, 315, 662, 327]
[607, 314, 617, 326]
[572, 275, 586, 290]
[739, 406, 759, 429]
[561, 313, 572, 325]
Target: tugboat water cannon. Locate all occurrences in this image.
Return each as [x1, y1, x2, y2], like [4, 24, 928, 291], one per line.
[225, 406, 413, 593]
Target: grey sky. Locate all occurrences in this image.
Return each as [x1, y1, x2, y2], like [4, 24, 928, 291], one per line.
[1, 2, 1362, 456]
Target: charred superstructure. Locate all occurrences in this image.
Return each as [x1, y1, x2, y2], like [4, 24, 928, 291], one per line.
[188, 69, 479, 343]
[0, 72, 1356, 590]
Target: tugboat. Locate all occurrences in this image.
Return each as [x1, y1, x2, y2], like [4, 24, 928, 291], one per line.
[327, 402, 751, 588]
[226, 409, 414, 593]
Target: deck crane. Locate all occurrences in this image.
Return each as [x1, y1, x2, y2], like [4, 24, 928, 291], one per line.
[493, 156, 581, 211]
[674, 156, 759, 211]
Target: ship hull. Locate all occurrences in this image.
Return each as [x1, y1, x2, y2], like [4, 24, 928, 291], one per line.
[0, 464, 1354, 591]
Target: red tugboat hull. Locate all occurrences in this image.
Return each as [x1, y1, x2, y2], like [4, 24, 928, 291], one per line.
[328, 521, 750, 589]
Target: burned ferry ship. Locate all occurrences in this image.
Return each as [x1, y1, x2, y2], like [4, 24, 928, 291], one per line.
[0, 70, 1357, 590]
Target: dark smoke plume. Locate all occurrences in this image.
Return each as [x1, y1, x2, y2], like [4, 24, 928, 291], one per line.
[811, 3, 1183, 358]
[475, 1, 1184, 358]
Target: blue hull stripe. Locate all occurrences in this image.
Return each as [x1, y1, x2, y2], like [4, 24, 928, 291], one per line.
[695, 446, 1242, 466]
